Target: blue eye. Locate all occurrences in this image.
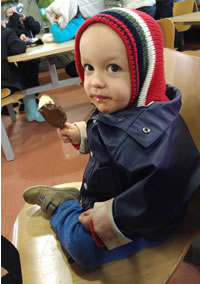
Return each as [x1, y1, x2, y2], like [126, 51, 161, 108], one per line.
[84, 64, 93, 72]
[108, 64, 120, 73]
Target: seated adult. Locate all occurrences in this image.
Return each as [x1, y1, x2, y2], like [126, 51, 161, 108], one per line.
[1, 10, 26, 115]
[1, 10, 44, 122]
[4, 7, 44, 122]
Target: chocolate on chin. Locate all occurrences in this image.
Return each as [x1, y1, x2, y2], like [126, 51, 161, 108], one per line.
[38, 95, 67, 128]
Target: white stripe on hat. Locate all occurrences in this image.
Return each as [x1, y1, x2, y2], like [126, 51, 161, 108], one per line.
[114, 8, 156, 107]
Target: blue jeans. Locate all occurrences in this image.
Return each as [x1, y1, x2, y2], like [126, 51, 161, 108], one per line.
[50, 200, 164, 270]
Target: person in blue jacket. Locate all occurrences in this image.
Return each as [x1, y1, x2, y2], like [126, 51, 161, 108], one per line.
[44, 0, 85, 43]
[49, 15, 84, 43]
[23, 8, 200, 270]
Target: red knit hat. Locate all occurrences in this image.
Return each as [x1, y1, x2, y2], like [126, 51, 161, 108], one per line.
[75, 8, 168, 107]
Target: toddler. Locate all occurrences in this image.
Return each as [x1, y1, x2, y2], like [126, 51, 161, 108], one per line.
[24, 8, 200, 270]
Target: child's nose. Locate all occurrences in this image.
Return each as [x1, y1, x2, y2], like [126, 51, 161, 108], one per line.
[90, 72, 105, 88]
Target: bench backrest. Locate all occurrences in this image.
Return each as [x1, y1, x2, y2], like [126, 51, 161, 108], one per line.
[164, 48, 200, 151]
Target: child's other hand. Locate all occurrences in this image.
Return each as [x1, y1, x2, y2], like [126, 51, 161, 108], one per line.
[57, 122, 81, 145]
[20, 34, 28, 41]
[92, 200, 116, 242]
[79, 209, 94, 231]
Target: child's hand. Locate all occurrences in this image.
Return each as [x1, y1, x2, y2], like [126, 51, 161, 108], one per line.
[79, 209, 94, 231]
[57, 122, 81, 145]
[92, 200, 116, 242]
[54, 14, 60, 23]
[20, 34, 28, 41]
[20, 14, 26, 21]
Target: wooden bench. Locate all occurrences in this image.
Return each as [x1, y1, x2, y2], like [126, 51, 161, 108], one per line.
[164, 48, 200, 151]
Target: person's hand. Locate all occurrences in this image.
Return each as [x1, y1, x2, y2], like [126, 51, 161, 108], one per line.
[57, 122, 81, 145]
[20, 14, 26, 21]
[20, 34, 28, 41]
[79, 209, 94, 231]
[53, 14, 60, 23]
[92, 200, 116, 242]
[7, 6, 18, 18]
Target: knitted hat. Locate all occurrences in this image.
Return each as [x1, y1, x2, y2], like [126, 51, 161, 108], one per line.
[75, 8, 168, 107]
[46, 0, 78, 30]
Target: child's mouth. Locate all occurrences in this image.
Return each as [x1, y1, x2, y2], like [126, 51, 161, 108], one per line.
[94, 95, 108, 102]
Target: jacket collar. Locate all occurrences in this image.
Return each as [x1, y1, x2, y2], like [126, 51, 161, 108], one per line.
[90, 85, 182, 148]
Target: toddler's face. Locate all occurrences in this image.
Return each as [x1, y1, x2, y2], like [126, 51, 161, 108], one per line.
[79, 23, 131, 114]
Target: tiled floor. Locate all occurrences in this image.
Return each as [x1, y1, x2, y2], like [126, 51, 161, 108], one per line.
[1, 69, 200, 282]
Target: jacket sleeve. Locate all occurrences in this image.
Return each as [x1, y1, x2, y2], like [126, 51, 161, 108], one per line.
[74, 121, 89, 154]
[23, 16, 40, 36]
[49, 20, 79, 43]
[111, 136, 200, 241]
[7, 29, 26, 55]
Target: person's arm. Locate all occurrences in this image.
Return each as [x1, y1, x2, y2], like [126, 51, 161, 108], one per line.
[7, 29, 26, 55]
[90, 113, 200, 249]
[23, 15, 40, 36]
[91, 199, 132, 249]
[49, 19, 80, 43]
[57, 121, 89, 154]
[79, 199, 132, 249]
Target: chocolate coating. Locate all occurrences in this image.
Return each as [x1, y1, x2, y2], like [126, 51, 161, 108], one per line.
[39, 103, 67, 128]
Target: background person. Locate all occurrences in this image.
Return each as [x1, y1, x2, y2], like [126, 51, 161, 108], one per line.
[5, 5, 44, 122]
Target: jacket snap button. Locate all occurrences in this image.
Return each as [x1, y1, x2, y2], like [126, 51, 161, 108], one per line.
[84, 182, 88, 190]
[90, 151, 93, 157]
[93, 120, 96, 123]
[143, 127, 150, 134]
[118, 116, 124, 121]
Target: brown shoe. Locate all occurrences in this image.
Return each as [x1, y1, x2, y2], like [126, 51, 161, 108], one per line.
[23, 185, 81, 216]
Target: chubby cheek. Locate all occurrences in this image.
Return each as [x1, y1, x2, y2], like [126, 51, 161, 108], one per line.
[113, 85, 131, 106]
[83, 81, 93, 101]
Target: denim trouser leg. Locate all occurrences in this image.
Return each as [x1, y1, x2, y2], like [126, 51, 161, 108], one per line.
[50, 200, 163, 270]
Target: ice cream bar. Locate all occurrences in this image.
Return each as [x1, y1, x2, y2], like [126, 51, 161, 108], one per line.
[38, 95, 67, 128]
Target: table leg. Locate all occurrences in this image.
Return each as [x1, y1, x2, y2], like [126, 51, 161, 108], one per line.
[7, 104, 16, 122]
[22, 55, 81, 96]
[47, 57, 59, 87]
[1, 119, 15, 161]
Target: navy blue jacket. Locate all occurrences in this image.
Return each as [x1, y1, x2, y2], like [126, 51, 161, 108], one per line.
[1, 26, 26, 90]
[80, 85, 200, 241]
[7, 13, 40, 38]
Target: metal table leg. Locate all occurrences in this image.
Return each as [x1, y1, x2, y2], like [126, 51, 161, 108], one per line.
[1, 119, 14, 161]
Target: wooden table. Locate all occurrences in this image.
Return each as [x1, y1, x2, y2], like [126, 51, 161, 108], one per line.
[7, 39, 80, 96]
[170, 11, 200, 25]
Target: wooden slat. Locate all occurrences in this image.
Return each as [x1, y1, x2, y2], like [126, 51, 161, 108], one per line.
[164, 48, 200, 151]
[1, 91, 24, 107]
[157, 18, 175, 49]
[183, 50, 200, 58]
